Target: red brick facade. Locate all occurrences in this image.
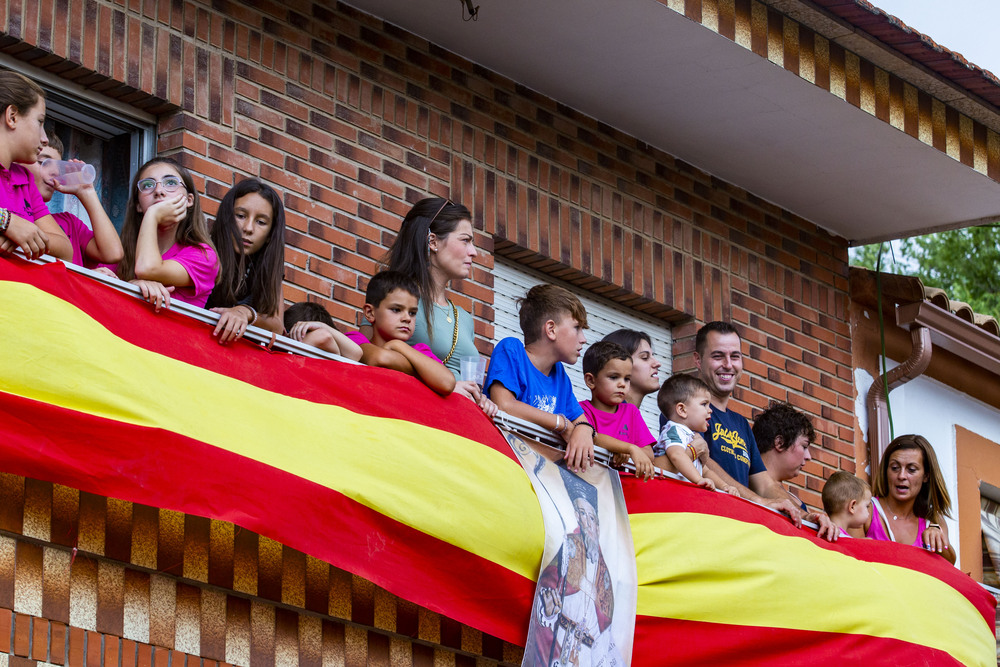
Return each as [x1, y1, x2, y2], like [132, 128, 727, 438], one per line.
[0, 0, 853, 506]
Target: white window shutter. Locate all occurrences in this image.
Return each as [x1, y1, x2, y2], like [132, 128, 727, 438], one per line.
[492, 258, 672, 435]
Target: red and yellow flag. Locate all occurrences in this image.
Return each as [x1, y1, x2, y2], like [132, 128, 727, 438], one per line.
[626, 477, 996, 666]
[0, 257, 994, 665]
[0, 257, 541, 644]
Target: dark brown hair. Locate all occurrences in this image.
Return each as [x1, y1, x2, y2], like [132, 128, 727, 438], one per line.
[0, 71, 44, 116]
[117, 156, 213, 282]
[657, 373, 711, 417]
[517, 283, 588, 346]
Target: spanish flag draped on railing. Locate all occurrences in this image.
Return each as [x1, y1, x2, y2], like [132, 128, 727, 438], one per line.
[0, 257, 995, 666]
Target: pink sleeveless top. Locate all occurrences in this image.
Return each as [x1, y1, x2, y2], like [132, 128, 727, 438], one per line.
[866, 497, 926, 547]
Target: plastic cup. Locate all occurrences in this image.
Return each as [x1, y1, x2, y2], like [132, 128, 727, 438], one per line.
[42, 159, 96, 186]
[460, 356, 487, 385]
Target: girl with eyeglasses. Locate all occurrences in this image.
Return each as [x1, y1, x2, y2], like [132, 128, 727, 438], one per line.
[381, 197, 497, 417]
[205, 179, 287, 343]
[110, 156, 219, 310]
[0, 71, 72, 261]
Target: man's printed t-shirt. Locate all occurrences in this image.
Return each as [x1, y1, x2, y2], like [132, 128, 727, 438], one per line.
[706, 404, 765, 487]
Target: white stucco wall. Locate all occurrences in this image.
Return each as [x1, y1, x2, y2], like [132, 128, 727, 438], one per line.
[855, 362, 1000, 568]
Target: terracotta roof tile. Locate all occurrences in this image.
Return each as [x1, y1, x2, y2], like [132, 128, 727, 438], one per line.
[850, 267, 1000, 339]
[811, 0, 1000, 108]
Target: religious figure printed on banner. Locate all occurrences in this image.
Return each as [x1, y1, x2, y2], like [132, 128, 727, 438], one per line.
[507, 432, 637, 667]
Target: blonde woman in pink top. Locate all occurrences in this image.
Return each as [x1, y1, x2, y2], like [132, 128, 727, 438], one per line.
[0, 71, 71, 261]
[864, 434, 955, 564]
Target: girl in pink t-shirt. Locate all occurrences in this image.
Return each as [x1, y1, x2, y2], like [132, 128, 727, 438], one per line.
[0, 71, 71, 261]
[107, 157, 219, 309]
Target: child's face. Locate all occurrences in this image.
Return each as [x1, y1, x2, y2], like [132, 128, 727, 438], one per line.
[25, 145, 60, 201]
[367, 288, 419, 343]
[587, 358, 632, 410]
[679, 389, 713, 432]
[136, 163, 193, 214]
[233, 192, 274, 255]
[8, 98, 47, 164]
[550, 313, 587, 365]
[848, 491, 873, 529]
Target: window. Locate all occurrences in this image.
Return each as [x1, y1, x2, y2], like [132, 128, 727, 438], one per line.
[1, 56, 156, 232]
[492, 257, 672, 434]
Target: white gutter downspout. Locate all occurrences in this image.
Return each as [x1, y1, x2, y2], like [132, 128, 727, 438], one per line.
[865, 323, 932, 473]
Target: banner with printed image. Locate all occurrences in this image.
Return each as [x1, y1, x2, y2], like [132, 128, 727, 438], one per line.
[508, 431, 637, 667]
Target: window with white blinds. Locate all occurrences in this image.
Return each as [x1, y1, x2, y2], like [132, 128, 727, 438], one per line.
[491, 257, 672, 435]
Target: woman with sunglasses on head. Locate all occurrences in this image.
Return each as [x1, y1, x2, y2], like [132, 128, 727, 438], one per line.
[205, 179, 286, 343]
[110, 157, 219, 310]
[0, 71, 72, 261]
[382, 197, 497, 416]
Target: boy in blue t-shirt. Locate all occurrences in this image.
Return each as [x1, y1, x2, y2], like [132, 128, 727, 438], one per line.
[486, 284, 598, 471]
[486, 284, 654, 475]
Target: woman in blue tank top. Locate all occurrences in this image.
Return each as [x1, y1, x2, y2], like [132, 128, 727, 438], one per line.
[382, 197, 498, 416]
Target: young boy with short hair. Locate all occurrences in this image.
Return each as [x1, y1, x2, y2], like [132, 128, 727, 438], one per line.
[822, 471, 872, 538]
[351, 271, 455, 396]
[656, 373, 737, 493]
[579, 341, 655, 478]
[486, 283, 650, 473]
[24, 134, 123, 267]
[284, 301, 364, 362]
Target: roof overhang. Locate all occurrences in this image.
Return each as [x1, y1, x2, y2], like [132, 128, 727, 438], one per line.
[342, 0, 1000, 245]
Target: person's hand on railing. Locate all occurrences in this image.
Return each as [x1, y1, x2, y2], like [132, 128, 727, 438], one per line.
[764, 497, 804, 528]
[0, 214, 49, 259]
[130, 279, 173, 312]
[454, 380, 499, 418]
[808, 511, 839, 542]
[211, 305, 255, 344]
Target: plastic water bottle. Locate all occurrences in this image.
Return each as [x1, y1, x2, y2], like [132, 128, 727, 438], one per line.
[42, 159, 96, 186]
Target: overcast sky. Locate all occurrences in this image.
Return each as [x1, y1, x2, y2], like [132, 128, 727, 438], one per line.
[870, 0, 999, 74]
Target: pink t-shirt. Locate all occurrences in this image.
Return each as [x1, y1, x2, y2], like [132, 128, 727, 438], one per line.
[345, 330, 442, 363]
[53, 211, 95, 267]
[579, 400, 655, 448]
[865, 497, 927, 547]
[162, 243, 219, 308]
[0, 163, 50, 222]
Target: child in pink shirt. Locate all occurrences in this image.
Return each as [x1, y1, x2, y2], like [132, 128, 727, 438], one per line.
[22, 135, 122, 267]
[0, 71, 71, 261]
[105, 156, 219, 309]
[579, 340, 655, 479]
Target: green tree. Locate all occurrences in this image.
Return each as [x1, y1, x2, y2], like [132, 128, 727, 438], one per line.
[850, 224, 1000, 320]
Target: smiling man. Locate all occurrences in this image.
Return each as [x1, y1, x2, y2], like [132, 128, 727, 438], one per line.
[693, 322, 804, 523]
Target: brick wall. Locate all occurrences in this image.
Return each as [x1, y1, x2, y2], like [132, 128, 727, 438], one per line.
[0, 1, 851, 505]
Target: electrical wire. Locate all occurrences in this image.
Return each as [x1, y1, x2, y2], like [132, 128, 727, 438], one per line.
[875, 242, 894, 441]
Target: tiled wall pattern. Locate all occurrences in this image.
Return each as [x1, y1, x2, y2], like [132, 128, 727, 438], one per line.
[0, 2, 858, 513]
[0, 474, 522, 667]
[661, 0, 1000, 180]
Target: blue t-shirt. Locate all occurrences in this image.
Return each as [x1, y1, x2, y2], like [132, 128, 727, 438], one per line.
[485, 337, 584, 421]
[706, 405, 765, 487]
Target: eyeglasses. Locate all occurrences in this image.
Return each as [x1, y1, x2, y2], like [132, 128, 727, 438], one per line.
[137, 176, 185, 194]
